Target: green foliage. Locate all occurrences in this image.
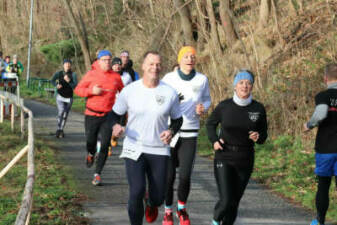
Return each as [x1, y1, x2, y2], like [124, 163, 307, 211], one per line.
[0, 121, 88, 224]
[253, 135, 337, 222]
[113, 0, 123, 15]
[197, 124, 213, 157]
[40, 39, 80, 65]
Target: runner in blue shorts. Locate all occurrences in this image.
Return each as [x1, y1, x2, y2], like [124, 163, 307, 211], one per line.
[304, 63, 337, 225]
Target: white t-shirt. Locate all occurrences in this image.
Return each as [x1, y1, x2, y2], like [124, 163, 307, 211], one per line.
[162, 70, 211, 137]
[113, 79, 182, 157]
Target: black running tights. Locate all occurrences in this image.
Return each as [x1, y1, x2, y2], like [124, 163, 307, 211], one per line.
[84, 115, 112, 175]
[316, 175, 337, 224]
[213, 160, 253, 225]
[165, 137, 197, 206]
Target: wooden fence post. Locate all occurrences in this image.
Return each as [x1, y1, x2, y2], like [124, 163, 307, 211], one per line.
[21, 109, 24, 139]
[0, 98, 3, 123]
[11, 103, 14, 131]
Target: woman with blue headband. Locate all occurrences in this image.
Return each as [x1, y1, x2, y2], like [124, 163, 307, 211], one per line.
[206, 70, 268, 225]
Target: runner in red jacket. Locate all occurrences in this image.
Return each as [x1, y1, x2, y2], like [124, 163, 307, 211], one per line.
[74, 50, 124, 186]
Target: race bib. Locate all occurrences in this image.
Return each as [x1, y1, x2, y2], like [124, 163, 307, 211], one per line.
[119, 148, 142, 161]
[57, 94, 71, 103]
[170, 133, 180, 148]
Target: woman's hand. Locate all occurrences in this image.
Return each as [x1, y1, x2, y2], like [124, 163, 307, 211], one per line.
[213, 138, 224, 151]
[195, 103, 205, 115]
[64, 74, 71, 83]
[249, 131, 259, 142]
[160, 130, 173, 145]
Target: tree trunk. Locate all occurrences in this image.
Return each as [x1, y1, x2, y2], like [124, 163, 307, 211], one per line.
[3, 0, 7, 15]
[122, 0, 128, 13]
[258, 0, 271, 29]
[173, 0, 195, 45]
[73, 3, 89, 51]
[36, 0, 40, 15]
[149, 0, 155, 18]
[0, 35, 2, 52]
[147, 25, 166, 52]
[195, 0, 208, 51]
[205, 0, 222, 54]
[62, 0, 91, 72]
[219, 0, 238, 46]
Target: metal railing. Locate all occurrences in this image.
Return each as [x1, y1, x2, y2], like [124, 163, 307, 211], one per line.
[0, 90, 34, 225]
[27, 77, 56, 97]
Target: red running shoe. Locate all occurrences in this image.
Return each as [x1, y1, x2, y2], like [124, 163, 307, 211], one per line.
[92, 174, 101, 186]
[145, 204, 158, 223]
[86, 154, 94, 168]
[162, 212, 174, 225]
[176, 209, 190, 225]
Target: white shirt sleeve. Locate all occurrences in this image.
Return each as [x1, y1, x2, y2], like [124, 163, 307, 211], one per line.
[170, 93, 182, 119]
[113, 89, 128, 115]
[201, 77, 212, 111]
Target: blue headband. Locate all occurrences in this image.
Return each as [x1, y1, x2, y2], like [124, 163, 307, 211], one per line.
[233, 71, 254, 86]
[97, 50, 112, 59]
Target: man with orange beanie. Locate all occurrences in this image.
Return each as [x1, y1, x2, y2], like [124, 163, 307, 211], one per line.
[161, 46, 211, 225]
[74, 50, 124, 186]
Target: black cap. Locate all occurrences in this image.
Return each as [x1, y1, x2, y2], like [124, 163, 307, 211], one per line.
[111, 57, 122, 66]
[63, 59, 72, 64]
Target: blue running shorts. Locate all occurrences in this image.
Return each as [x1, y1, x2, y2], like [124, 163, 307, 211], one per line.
[315, 153, 337, 176]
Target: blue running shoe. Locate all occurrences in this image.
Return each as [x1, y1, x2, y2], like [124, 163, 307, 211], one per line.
[310, 219, 324, 225]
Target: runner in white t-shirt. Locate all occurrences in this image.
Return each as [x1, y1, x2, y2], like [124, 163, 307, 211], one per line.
[110, 51, 183, 225]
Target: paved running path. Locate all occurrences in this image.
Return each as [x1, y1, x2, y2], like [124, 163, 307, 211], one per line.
[25, 99, 318, 225]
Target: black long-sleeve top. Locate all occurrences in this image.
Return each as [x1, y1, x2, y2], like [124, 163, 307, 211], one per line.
[312, 88, 337, 153]
[51, 70, 78, 98]
[206, 98, 268, 165]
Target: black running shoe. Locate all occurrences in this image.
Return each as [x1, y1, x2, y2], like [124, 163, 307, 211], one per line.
[56, 129, 61, 138]
[59, 130, 64, 138]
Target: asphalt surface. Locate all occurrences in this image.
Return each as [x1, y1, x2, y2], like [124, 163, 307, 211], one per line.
[24, 99, 322, 225]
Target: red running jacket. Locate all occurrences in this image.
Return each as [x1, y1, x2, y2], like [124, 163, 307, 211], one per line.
[74, 64, 124, 117]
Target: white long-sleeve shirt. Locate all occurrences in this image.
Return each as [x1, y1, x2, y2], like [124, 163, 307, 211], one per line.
[162, 70, 211, 137]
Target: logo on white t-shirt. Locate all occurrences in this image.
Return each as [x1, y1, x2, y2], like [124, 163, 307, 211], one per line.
[155, 95, 166, 105]
[192, 85, 201, 93]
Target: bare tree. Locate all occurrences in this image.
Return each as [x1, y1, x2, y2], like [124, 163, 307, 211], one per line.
[219, 0, 238, 46]
[258, 0, 271, 29]
[3, 0, 7, 15]
[173, 0, 195, 45]
[195, 0, 208, 51]
[205, 0, 222, 54]
[62, 0, 91, 71]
